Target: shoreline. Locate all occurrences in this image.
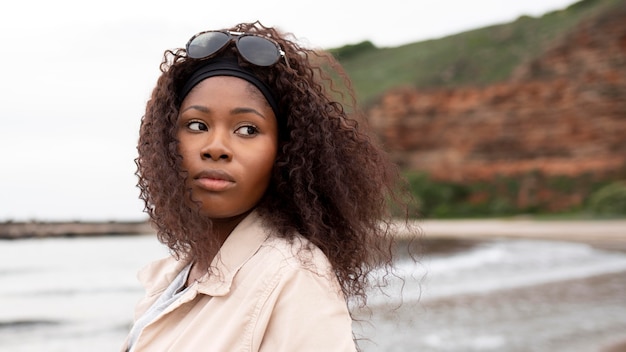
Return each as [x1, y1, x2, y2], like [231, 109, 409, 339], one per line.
[2, 218, 625, 252]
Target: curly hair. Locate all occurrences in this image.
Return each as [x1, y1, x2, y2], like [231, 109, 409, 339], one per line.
[136, 21, 411, 307]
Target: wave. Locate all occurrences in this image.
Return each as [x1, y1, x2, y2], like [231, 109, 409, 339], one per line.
[366, 238, 626, 305]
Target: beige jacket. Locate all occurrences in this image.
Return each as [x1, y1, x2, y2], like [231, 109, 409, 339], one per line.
[122, 211, 356, 351]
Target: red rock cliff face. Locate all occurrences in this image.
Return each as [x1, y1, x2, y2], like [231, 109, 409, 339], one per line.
[367, 3, 626, 184]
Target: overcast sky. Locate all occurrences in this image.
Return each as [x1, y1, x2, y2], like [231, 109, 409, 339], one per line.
[0, 0, 579, 221]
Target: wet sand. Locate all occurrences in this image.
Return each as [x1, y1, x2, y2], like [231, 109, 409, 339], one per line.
[387, 218, 626, 352]
[357, 270, 626, 352]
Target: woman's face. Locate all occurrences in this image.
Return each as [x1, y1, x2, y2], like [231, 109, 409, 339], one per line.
[176, 76, 278, 220]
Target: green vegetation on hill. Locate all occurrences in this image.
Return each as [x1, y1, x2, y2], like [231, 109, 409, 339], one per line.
[330, 0, 621, 105]
[402, 170, 626, 219]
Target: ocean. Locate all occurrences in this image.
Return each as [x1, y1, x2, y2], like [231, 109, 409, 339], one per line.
[1, 233, 625, 351]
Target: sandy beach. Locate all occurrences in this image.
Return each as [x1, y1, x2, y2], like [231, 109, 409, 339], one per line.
[404, 218, 626, 251]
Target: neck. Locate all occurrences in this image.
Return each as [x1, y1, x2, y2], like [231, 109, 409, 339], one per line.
[187, 210, 252, 286]
[210, 210, 252, 244]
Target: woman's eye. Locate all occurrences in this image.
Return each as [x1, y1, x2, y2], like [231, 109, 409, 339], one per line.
[187, 121, 208, 131]
[235, 125, 259, 136]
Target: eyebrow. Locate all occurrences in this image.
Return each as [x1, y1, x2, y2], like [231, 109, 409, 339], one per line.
[181, 105, 210, 113]
[180, 105, 266, 119]
[231, 107, 266, 119]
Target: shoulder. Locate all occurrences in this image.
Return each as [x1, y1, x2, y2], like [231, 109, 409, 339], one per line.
[246, 236, 355, 351]
[258, 234, 335, 280]
[232, 233, 343, 300]
[252, 234, 347, 315]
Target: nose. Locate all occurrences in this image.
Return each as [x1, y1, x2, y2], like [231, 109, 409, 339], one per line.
[200, 129, 232, 161]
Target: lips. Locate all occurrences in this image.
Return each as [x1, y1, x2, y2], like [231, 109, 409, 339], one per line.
[193, 169, 236, 192]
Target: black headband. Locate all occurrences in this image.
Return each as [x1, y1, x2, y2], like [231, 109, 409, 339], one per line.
[179, 57, 279, 116]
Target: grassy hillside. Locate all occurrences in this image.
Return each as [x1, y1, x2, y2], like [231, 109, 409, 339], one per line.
[331, 0, 621, 105]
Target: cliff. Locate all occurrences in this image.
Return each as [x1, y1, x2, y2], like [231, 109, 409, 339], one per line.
[367, 2, 626, 185]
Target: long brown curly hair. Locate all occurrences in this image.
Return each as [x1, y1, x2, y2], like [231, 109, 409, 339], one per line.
[136, 21, 412, 307]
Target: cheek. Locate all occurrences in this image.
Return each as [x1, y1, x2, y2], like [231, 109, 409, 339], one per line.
[252, 146, 277, 186]
[176, 137, 195, 166]
[177, 152, 199, 190]
[176, 150, 189, 172]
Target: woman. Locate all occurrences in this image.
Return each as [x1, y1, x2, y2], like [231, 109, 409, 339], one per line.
[123, 21, 410, 351]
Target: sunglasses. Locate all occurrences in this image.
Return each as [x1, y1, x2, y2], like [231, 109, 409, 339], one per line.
[186, 30, 286, 67]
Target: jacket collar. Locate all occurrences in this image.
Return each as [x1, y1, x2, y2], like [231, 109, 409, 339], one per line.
[137, 210, 270, 297]
[196, 210, 269, 296]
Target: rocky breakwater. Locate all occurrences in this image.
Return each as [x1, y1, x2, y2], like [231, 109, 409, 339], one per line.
[367, 3, 626, 210]
[0, 220, 154, 239]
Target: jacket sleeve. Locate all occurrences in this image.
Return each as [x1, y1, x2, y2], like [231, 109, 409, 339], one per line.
[255, 264, 357, 352]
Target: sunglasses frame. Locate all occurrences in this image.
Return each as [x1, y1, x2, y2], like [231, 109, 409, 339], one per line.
[185, 30, 288, 67]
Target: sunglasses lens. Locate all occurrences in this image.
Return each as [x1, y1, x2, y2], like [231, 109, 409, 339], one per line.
[187, 31, 230, 59]
[237, 35, 280, 66]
